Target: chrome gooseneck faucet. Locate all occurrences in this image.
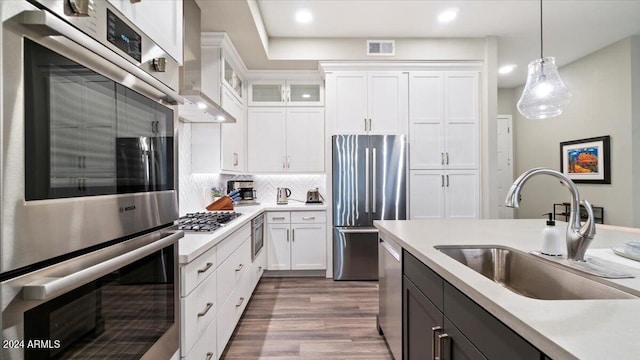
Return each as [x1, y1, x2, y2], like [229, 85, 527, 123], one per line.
[505, 167, 596, 261]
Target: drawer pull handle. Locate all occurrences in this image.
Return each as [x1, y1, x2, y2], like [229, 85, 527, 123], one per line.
[302, 216, 315, 220]
[205, 352, 214, 360]
[236, 297, 245, 307]
[272, 216, 285, 220]
[258, 266, 263, 271]
[431, 326, 443, 360]
[197, 302, 213, 317]
[198, 262, 214, 274]
[235, 263, 244, 272]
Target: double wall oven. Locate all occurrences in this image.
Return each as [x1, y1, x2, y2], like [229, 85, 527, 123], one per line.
[2, 1, 182, 359]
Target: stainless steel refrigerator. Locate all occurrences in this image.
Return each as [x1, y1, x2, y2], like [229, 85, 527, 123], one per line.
[332, 134, 407, 280]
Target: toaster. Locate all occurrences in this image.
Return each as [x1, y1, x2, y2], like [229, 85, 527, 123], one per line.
[306, 188, 323, 204]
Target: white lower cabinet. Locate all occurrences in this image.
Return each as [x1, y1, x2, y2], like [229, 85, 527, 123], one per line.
[180, 219, 262, 360]
[266, 211, 327, 271]
[409, 170, 479, 219]
[181, 271, 217, 356]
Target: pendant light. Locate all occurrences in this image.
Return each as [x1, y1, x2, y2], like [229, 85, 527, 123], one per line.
[517, 0, 572, 119]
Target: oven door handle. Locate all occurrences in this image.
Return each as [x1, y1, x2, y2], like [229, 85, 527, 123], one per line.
[19, 10, 182, 105]
[22, 231, 183, 301]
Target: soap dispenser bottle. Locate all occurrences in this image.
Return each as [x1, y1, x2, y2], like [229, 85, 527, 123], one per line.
[541, 213, 563, 256]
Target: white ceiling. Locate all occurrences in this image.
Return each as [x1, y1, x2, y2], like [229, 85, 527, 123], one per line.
[198, 0, 640, 88]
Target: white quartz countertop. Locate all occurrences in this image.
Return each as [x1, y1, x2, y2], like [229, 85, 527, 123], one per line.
[374, 219, 640, 360]
[178, 202, 326, 264]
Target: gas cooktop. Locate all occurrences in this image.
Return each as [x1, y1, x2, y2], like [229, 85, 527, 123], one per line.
[177, 211, 242, 232]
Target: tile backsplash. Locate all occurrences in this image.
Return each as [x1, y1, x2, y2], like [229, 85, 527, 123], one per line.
[178, 122, 327, 214]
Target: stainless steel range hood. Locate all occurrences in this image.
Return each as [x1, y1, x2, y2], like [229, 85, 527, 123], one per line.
[179, 0, 235, 123]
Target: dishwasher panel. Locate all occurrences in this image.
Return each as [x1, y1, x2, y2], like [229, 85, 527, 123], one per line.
[378, 236, 402, 360]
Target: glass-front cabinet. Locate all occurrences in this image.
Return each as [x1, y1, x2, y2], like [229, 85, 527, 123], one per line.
[223, 58, 244, 102]
[248, 80, 324, 106]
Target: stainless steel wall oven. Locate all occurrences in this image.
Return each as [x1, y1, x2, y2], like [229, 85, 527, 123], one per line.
[2, 1, 183, 358]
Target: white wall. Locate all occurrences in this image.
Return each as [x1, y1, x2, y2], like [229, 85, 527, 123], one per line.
[498, 88, 516, 115]
[511, 38, 636, 226]
[631, 37, 640, 227]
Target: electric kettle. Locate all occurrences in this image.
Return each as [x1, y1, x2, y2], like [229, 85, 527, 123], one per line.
[277, 188, 292, 205]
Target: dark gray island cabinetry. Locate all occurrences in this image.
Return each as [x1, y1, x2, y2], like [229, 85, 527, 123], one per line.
[403, 250, 545, 360]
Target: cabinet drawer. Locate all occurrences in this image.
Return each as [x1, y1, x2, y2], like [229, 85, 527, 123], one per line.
[183, 316, 217, 360]
[267, 212, 290, 223]
[181, 246, 217, 297]
[217, 273, 253, 357]
[216, 238, 251, 308]
[403, 250, 443, 311]
[216, 223, 251, 265]
[443, 282, 541, 360]
[181, 272, 217, 356]
[291, 211, 326, 223]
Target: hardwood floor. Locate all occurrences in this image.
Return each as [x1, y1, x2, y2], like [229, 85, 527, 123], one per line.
[220, 277, 393, 360]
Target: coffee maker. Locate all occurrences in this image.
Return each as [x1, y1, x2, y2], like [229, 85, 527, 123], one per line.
[227, 180, 258, 205]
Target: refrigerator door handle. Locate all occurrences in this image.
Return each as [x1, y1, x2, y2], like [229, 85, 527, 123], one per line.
[372, 147, 377, 213]
[365, 148, 370, 213]
[337, 228, 379, 234]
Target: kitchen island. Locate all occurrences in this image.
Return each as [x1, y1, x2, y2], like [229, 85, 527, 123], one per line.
[375, 219, 640, 360]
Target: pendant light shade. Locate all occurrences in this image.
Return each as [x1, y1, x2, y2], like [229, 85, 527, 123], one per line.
[517, 0, 572, 119]
[517, 57, 572, 119]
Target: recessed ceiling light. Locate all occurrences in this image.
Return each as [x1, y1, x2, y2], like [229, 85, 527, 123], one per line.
[216, 115, 226, 122]
[302, 94, 311, 99]
[197, 102, 207, 110]
[499, 64, 517, 75]
[437, 8, 458, 23]
[295, 9, 313, 24]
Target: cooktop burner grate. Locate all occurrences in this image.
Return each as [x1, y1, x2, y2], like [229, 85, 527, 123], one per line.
[177, 211, 242, 232]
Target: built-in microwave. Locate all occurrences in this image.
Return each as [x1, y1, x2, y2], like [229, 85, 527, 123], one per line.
[252, 214, 265, 260]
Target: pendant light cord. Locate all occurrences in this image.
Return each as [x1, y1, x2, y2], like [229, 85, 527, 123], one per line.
[540, 0, 543, 59]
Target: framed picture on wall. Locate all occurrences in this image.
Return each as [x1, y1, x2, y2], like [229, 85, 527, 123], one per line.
[560, 135, 611, 184]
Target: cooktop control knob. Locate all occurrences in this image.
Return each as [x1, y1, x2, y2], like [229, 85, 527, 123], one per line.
[152, 57, 167, 72]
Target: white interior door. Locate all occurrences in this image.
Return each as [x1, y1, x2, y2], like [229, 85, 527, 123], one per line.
[497, 115, 514, 219]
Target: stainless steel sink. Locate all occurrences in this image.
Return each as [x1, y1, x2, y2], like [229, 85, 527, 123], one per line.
[435, 245, 637, 300]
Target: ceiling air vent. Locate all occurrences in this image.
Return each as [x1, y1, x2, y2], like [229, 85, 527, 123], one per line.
[367, 40, 395, 56]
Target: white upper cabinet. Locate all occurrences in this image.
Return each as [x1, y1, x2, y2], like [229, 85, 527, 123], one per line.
[249, 81, 324, 107]
[247, 107, 325, 173]
[201, 33, 248, 173]
[327, 71, 408, 135]
[201, 34, 247, 111]
[106, 0, 183, 64]
[409, 71, 479, 170]
[222, 57, 244, 103]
